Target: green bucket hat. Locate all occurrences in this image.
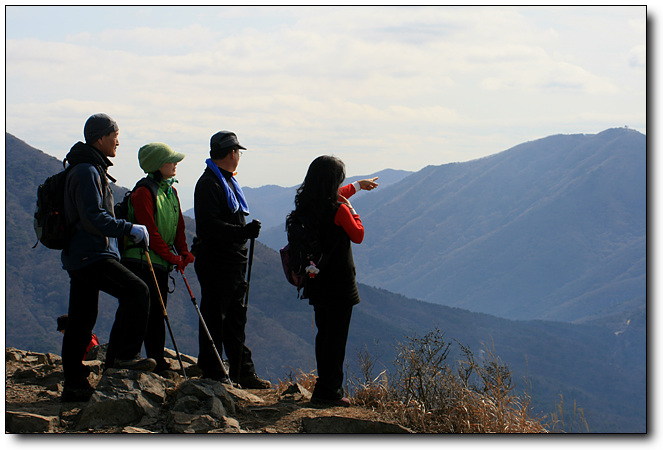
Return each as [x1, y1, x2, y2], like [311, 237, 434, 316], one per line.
[138, 142, 185, 173]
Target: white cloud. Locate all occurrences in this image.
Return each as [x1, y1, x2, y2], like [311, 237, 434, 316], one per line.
[69, 24, 219, 52]
[4, 6, 646, 209]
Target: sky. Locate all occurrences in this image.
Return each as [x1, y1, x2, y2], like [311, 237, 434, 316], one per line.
[3, 4, 646, 212]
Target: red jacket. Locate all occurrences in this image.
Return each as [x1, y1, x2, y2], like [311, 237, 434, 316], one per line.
[335, 183, 364, 244]
[131, 186, 189, 266]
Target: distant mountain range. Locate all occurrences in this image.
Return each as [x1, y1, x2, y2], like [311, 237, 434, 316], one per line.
[183, 168, 413, 229]
[261, 128, 646, 325]
[4, 131, 646, 432]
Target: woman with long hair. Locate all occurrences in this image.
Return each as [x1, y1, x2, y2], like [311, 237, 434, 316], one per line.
[286, 155, 378, 406]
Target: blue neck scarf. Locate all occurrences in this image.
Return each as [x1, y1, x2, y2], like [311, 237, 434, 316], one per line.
[206, 158, 250, 215]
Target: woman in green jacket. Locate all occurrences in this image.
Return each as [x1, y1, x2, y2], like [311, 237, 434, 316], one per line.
[122, 143, 194, 374]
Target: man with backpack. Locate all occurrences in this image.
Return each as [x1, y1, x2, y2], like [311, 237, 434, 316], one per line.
[191, 130, 270, 389]
[60, 113, 155, 402]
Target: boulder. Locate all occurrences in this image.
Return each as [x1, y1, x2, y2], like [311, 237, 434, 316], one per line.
[5, 411, 60, 433]
[76, 369, 175, 431]
[6, 348, 61, 365]
[166, 378, 238, 432]
[163, 348, 202, 377]
[226, 384, 265, 404]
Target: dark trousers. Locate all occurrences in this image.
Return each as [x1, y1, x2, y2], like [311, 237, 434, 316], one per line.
[312, 303, 354, 400]
[194, 254, 255, 380]
[63, 258, 150, 385]
[123, 260, 170, 368]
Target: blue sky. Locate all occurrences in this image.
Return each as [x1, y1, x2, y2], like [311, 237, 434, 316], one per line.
[4, 5, 646, 211]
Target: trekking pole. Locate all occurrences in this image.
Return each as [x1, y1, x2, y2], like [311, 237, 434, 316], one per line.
[233, 235, 257, 388]
[142, 243, 188, 380]
[177, 267, 233, 385]
[244, 236, 256, 308]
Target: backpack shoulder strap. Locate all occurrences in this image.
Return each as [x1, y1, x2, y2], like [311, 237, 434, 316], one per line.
[133, 176, 160, 212]
[67, 160, 112, 189]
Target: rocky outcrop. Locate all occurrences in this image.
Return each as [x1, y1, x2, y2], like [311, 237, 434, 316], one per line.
[5, 347, 412, 434]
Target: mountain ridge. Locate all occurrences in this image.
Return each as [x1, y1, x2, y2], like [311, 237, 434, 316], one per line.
[260, 127, 646, 324]
[182, 168, 413, 229]
[3, 131, 646, 432]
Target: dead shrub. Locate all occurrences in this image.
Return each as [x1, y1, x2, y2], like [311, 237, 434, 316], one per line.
[347, 327, 550, 433]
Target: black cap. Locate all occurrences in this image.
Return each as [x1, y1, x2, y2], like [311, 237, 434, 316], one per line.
[84, 113, 118, 144]
[210, 131, 246, 152]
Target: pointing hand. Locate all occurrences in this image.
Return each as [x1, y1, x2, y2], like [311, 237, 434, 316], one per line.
[358, 177, 379, 191]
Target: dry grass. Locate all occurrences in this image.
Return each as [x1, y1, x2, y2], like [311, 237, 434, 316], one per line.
[346, 328, 552, 433]
[276, 328, 585, 433]
[547, 394, 590, 433]
[275, 367, 318, 395]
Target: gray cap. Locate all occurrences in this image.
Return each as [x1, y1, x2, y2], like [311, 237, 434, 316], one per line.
[84, 113, 118, 144]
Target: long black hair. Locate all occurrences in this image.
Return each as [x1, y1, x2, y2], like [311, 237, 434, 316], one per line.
[286, 155, 346, 231]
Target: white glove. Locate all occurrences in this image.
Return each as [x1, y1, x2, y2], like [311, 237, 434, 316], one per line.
[129, 224, 149, 247]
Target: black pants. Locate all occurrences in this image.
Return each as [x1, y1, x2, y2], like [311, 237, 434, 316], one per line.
[63, 258, 150, 385]
[194, 254, 255, 380]
[312, 303, 354, 400]
[123, 260, 170, 369]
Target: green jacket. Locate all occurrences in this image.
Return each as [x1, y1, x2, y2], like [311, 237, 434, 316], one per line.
[122, 175, 181, 271]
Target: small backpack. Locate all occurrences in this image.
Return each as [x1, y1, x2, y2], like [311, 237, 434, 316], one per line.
[113, 176, 160, 255]
[280, 213, 325, 297]
[114, 177, 159, 221]
[33, 161, 73, 250]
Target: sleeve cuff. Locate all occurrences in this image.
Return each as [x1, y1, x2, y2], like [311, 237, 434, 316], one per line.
[352, 181, 361, 193]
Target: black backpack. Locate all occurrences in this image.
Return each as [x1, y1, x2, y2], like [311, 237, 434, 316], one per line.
[33, 161, 73, 250]
[280, 213, 326, 296]
[33, 160, 107, 250]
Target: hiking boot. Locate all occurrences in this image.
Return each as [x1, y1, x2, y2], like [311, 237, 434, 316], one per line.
[114, 357, 157, 372]
[153, 360, 172, 373]
[236, 373, 272, 389]
[311, 396, 351, 408]
[61, 383, 94, 403]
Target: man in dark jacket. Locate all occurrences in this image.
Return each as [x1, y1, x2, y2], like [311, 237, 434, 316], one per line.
[192, 130, 270, 389]
[61, 113, 155, 402]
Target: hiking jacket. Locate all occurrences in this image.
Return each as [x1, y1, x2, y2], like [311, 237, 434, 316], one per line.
[305, 184, 362, 307]
[61, 142, 134, 271]
[192, 166, 249, 263]
[122, 174, 188, 272]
